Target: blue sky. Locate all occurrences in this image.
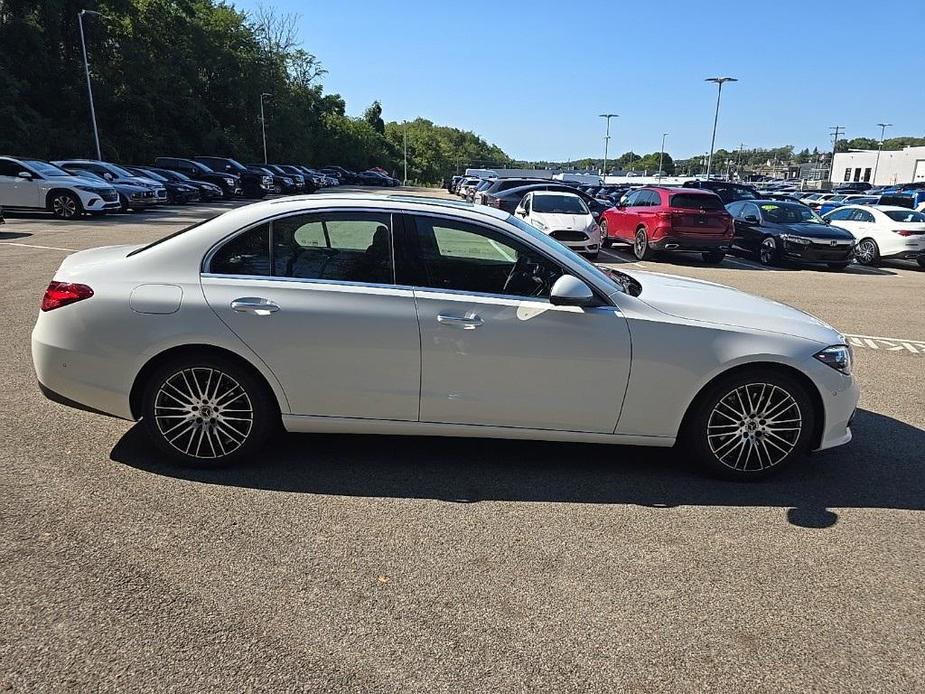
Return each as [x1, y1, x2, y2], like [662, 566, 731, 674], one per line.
[231, 0, 921, 161]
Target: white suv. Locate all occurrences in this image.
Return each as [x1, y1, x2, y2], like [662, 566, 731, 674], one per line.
[0, 157, 121, 219]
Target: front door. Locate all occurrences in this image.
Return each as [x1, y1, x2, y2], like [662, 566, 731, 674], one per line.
[201, 210, 421, 420]
[396, 213, 631, 433]
[0, 160, 40, 208]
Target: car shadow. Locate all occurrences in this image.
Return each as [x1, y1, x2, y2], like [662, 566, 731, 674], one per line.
[111, 409, 924, 529]
[0, 230, 32, 240]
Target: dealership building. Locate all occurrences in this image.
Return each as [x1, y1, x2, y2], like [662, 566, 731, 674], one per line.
[831, 145, 925, 186]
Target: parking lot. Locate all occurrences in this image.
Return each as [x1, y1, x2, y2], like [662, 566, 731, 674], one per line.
[2, 189, 923, 692]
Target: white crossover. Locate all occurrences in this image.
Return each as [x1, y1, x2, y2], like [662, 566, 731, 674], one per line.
[32, 194, 858, 479]
[0, 156, 121, 218]
[823, 205, 925, 266]
[515, 191, 601, 258]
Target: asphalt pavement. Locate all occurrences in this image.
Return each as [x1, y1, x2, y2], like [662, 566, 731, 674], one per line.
[1, 189, 923, 692]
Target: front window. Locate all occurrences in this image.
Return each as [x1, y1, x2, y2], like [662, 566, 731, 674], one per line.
[758, 203, 825, 224]
[531, 194, 589, 215]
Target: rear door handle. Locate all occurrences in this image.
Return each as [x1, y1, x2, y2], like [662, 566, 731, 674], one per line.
[437, 313, 483, 329]
[231, 297, 279, 315]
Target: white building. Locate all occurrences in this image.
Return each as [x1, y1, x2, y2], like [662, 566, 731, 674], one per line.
[831, 146, 925, 186]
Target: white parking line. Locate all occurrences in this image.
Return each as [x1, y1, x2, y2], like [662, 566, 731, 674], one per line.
[844, 333, 925, 355]
[0, 242, 76, 252]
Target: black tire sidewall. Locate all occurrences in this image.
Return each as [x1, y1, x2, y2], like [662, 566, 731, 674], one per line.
[141, 354, 276, 467]
[683, 368, 816, 480]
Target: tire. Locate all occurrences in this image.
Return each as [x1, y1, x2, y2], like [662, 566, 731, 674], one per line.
[917, 256, 925, 268]
[273, 184, 282, 194]
[827, 262, 850, 270]
[758, 236, 779, 266]
[141, 354, 276, 466]
[633, 227, 654, 260]
[702, 250, 725, 264]
[682, 368, 816, 480]
[600, 220, 612, 248]
[855, 238, 880, 266]
[119, 194, 131, 213]
[49, 191, 82, 219]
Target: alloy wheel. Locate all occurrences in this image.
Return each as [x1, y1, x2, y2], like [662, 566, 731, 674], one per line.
[52, 194, 77, 218]
[634, 230, 647, 259]
[706, 383, 802, 472]
[153, 367, 254, 459]
[856, 239, 877, 265]
[759, 238, 777, 265]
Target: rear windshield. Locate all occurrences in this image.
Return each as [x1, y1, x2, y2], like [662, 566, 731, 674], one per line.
[884, 210, 925, 223]
[670, 194, 724, 210]
[126, 216, 218, 257]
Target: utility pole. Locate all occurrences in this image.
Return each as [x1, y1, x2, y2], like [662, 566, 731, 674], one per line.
[599, 114, 618, 180]
[658, 133, 668, 181]
[403, 122, 408, 185]
[259, 93, 272, 164]
[705, 76, 737, 179]
[873, 122, 892, 185]
[78, 9, 107, 160]
[828, 125, 845, 186]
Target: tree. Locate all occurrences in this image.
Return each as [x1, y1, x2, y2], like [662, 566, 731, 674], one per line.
[363, 101, 385, 134]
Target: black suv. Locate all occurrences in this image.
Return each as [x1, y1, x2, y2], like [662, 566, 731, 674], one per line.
[193, 157, 272, 198]
[154, 157, 241, 199]
[682, 180, 760, 204]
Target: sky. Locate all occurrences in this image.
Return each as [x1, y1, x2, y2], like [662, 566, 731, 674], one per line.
[230, 0, 922, 162]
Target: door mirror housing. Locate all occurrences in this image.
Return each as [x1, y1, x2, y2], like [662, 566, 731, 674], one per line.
[103, 172, 114, 181]
[549, 275, 599, 308]
[17, 171, 33, 179]
[743, 214, 760, 223]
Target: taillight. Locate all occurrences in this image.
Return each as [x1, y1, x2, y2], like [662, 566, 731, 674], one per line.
[893, 229, 923, 237]
[41, 281, 94, 311]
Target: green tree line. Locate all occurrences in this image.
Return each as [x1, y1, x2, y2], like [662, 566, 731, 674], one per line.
[0, 0, 508, 184]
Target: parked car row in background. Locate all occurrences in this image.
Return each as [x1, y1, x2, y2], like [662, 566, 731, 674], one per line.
[449, 173, 925, 269]
[0, 154, 400, 219]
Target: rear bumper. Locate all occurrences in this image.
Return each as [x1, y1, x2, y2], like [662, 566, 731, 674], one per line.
[650, 236, 730, 251]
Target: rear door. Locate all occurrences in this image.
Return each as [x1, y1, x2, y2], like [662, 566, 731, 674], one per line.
[396, 212, 631, 433]
[201, 210, 421, 420]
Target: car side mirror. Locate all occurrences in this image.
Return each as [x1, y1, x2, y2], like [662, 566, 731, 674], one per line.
[550, 275, 598, 308]
[17, 171, 33, 179]
[743, 214, 759, 223]
[103, 172, 114, 181]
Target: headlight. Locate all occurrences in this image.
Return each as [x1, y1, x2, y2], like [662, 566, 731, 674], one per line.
[588, 222, 601, 233]
[283, 177, 292, 184]
[74, 185, 103, 193]
[780, 234, 811, 245]
[814, 345, 852, 375]
[130, 192, 143, 199]
[224, 177, 235, 185]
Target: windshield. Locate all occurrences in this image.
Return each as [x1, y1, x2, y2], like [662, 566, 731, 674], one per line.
[884, 210, 925, 223]
[107, 164, 135, 178]
[73, 170, 106, 182]
[506, 214, 630, 295]
[532, 194, 589, 214]
[23, 160, 73, 177]
[759, 202, 825, 224]
[134, 168, 166, 181]
[711, 184, 758, 202]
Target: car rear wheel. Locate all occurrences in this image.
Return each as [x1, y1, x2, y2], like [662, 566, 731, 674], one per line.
[142, 355, 276, 466]
[855, 238, 880, 265]
[633, 228, 654, 260]
[684, 369, 815, 480]
[49, 191, 81, 219]
[917, 256, 925, 268]
[702, 250, 725, 264]
[758, 237, 779, 266]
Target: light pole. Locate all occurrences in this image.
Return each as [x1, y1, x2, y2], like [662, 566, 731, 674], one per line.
[259, 93, 272, 164]
[873, 122, 892, 185]
[403, 122, 408, 185]
[704, 76, 737, 179]
[78, 9, 107, 160]
[658, 132, 668, 181]
[599, 114, 618, 180]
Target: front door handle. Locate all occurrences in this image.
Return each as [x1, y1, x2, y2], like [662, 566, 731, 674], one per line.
[437, 313, 483, 329]
[231, 297, 279, 315]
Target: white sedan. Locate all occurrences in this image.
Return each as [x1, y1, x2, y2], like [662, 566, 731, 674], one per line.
[823, 205, 925, 266]
[514, 191, 601, 258]
[32, 194, 858, 479]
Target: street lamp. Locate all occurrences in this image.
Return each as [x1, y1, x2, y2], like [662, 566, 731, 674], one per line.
[873, 122, 892, 185]
[599, 114, 618, 179]
[78, 9, 108, 160]
[658, 133, 668, 181]
[704, 76, 737, 179]
[403, 121, 408, 185]
[259, 93, 273, 164]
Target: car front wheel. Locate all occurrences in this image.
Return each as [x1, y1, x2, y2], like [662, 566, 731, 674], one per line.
[684, 369, 815, 479]
[917, 256, 925, 268]
[758, 237, 779, 266]
[142, 354, 276, 466]
[600, 220, 612, 248]
[50, 191, 82, 219]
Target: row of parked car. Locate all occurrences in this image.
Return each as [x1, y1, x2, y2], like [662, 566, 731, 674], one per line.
[0, 155, 400, 219]
[447, 174, 925, 269]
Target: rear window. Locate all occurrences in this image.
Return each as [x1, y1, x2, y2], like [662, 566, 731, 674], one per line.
[670, 193, 724, 210]
[127, 216, 219, 257]
[884, 210, 925, 223]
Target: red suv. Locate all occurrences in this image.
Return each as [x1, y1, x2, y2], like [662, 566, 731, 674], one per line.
[600, 187, 733, 263]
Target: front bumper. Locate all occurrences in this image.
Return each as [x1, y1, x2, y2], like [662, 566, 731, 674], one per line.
[805, 355, 859, 452]
[781, 240, 855, 263]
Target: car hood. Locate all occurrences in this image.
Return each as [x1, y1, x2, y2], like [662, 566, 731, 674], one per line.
[531, 211, 594, 230]
[68, 176, 114, 191]
[630, 270, 841, 345]
[770, 222, 854, 239]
